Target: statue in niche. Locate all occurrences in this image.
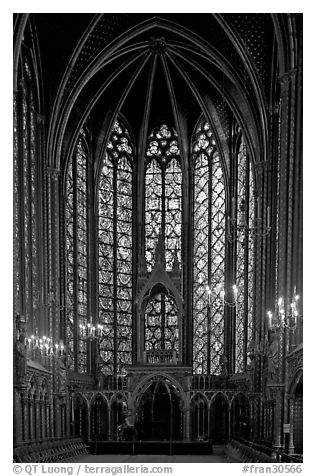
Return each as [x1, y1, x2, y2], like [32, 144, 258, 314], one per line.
[14, 315, 27, 384]
[57, 353, 67, 392]
[267, 331, 279, 383]
[219, 354, 228, 377]
[14, 332, 27, 384]
[95, 356, 106, 391]
[138, 251, 148, 277]
[247, 339, 256, 371]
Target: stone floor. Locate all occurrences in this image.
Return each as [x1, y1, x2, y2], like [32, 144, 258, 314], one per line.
[76, 445, 227, 463]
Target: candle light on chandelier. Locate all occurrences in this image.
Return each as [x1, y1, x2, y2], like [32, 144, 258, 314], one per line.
[79, 318, 105, 340]
[267, 288, 300, 331]
[25, 328, 66, 357]
[205, 283, 238, 309]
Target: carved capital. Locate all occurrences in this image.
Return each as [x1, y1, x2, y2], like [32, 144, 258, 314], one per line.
[279, 68, 297, 87]
[47, 167, 61, 181]
[268, 104, 280, 117]
[36, 114, 45, 125]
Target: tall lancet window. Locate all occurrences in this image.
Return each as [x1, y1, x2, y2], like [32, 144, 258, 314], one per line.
[14, 55, 41, 333]
[192, 120, 226, 375]
[98, 120, 133, 376]
[66, 129, 89, 372]
[235, 137, 255, 373]
[145, 124, 182, 271]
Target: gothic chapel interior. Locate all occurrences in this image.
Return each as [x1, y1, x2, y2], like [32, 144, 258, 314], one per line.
[13, 13, 303, 461]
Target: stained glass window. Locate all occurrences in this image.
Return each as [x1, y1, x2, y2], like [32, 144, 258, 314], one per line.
[13, 95, 20, 318]
[98, 120, 133, 376]
[66, 130, 89, 372]
[247, 166, 255, 364]
[144, 293, 179, 352]
[145, 124, 181, 271]
[14, 57, 40, 334]
[66, 152, 75, 370]
[235, 137, 255, 373]
[193, 120, 226, 375]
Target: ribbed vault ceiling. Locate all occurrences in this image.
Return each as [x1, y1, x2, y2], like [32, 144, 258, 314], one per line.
[30, 13, 276, 170]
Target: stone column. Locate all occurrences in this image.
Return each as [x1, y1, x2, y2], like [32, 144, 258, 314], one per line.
[22, 394, 29, 441]
[108, 406, 112, 440]
[29, 399, 34, 441]
[227, 402, 231, 441]
[288, 396, 295, 454]
[40, 400, 45, 440]
[87, 406, 91, 441]
[271, 385, 284, 453]
[47, 167, 64, 432]
[54, 394, 63, 438]
[13, 389, 24, 444]
[35, 398, 41, 440]
[185, 408, 191, 440]
[207, 405, 211, 441]
[249, 397, 255, 441]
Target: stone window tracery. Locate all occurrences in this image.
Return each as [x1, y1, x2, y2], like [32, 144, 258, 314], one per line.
[98, 120, 134, 376]
[145, 124, 182, 271]
[192, 119, 226, 375]
[66, 129, 89, 372]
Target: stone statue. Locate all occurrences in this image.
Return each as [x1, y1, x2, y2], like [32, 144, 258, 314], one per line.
[57, 353, 67, 392]
[219, 354, 228, 377]
[267, 332, 279, 383]
[14, 334, 27, 384]
[96, 367, 105, 391]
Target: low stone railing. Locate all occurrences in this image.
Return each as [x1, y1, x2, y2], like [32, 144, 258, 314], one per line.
[144, 349, 177, 365]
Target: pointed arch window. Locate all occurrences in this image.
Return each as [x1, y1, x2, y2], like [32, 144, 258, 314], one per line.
[192, 120, 226, 375]
[145, 124, 182, 271]
[144, 292, 179, 353]
[66, 129, 89, 372]
[14, 54, 42, 334]
[98, 120, 134, 376]
[235, 137, 255, 373]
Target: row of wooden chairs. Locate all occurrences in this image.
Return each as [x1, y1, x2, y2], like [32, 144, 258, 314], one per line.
[14, 437, 90, 463]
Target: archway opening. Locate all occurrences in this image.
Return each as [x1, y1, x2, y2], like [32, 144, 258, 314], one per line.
[210, 394, 229, 443]
[293, 375, 303, 454]
[73, 394, 88, 439]
[231, 393, 250, 440]
[90, 395, 109, 441]
[111, 397, 127, 441]
[191, 395, 209, 441]
[137, 378, 183, 441]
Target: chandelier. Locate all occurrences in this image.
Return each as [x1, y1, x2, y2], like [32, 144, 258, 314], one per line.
[79, 318, 107, 340]
[15, 315, 66, 360]
[26, 330, 66, 357]
[228, 196, 271, 243]
[205, 283, 238, 309]
[267, 288, 300, 331]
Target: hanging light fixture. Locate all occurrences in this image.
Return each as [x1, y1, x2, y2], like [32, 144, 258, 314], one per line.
[79, 318, 106, 340]
[267, 288, 300, 331]
[205, 282, 238, 309]
[228, 196, 271, 243]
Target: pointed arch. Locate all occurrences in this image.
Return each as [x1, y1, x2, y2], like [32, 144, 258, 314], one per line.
[65, 126, 91, 373]
[192, 117, 226, 375]
[98, 118, 134, 376]
[145, 123, 182, 272]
